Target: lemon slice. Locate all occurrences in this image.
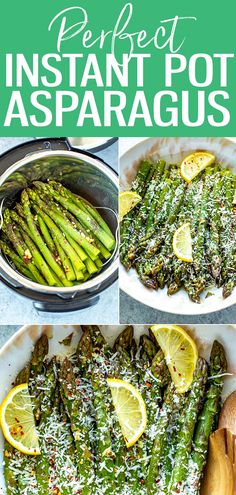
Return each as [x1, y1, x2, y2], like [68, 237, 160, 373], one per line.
[173, 223, 193, 262]
[181, 151, 215, 182]
[107, 378, 147, 447]
[0, 384, 40, 455]
[151, 325, 198, 393]
[119, 191, 141, 221]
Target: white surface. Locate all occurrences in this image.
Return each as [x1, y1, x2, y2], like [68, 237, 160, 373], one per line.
[0, 324, 235, 493]
[119, 137, 236, 315]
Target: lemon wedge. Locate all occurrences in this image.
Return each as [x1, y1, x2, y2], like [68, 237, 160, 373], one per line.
[173, 223, 193, 262]
[181, 151, 215, 182]
[151, 325, 198, 393]
[107, 378, 147, 447]
[119, 191, 141, 221]
[0, 384, 40, 455]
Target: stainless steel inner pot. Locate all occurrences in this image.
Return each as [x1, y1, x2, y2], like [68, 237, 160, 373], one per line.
[0, 145, 118, 296]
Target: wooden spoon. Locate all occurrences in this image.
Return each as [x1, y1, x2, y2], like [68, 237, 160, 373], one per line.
[201, 429, 234, 495]
[219, 392, 236, 495]
[219, 391, 236, 434]
[226, 429, 235, 464]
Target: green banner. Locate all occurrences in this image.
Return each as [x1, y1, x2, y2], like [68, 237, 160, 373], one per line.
[0, 0, 236, 136]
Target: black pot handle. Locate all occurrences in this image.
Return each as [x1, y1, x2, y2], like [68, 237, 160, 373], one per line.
[0, 137, 71, 173]
[33, 293, 100, 312]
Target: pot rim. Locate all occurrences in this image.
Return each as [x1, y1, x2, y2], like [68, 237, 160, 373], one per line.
[0, 149, 118, 295]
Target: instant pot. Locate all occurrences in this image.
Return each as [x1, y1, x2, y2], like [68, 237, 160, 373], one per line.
[0, 138, 118, 312]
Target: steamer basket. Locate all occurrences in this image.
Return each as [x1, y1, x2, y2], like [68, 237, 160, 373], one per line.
[0, 138, 118, 311]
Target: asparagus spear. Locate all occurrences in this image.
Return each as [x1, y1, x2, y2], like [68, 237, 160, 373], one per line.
[37, 215, 56, 254]
[35, 358, 57, 495]
[146, 382, 178, 494]
[139, 177, 181, 280]
[139, 334, 158, 362]
[146, 178, 186, 260]
[34, 208, 85, 277]
[206, 172, 222, 282]
[28, 189, 100, 261]
[21, 190, 72, 285]
[0, 240, 34, 280]
[111, 327, 136, 487]
[76, 330, 97, 463]
[113, 326, 138, 385]
[220, 173, 236, 297]
[3, 366, 31, 495]
[5, 213, 63, 287]
[49, 180, 114, 237]
[36, 197, 90, 264]
[113, 325, 134, 352]
[120, 160, 152, 269]
[140, 169, 170, 244]
[185, 168, 219, 302]
[64, 232, 88, 261]
[62, 208, 112, 261]
[32, 181, 110, 260]
[127, 163, 162, 261]
[81, 326, 116, 493]
[20, 229, 57, 286]
[82, 324, 111, 356]
[53, 392, 77, 495]
[168, 358, 208, 494]
[142, 160, 166, 235]
[137, 335, 168, 458]
[59, 357, 95, 495]
[113, 331, 149, 494]
[18, 335, 49, 495]
[186, 340, 227, 494]
[136, 173, 174, 287]
[53, 236, 77, 281]
[29, 334, 49, 422]
[76, 327, 94, 369]
[4, 336, 49, 495]
[43, 183, 115, 251]
[168, 175, 203, 296]
[18, 225, 64, 286]
[193, 169, 214, 274]
[2, 211, 46, 285]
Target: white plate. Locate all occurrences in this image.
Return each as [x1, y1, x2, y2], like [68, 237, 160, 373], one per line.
[120, 137, 236, 315]
[0, 324, 235, 494]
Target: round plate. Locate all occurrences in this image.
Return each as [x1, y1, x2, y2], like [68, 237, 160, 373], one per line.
[0, 324, 235, 494]
[120, 137, 236, 315]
